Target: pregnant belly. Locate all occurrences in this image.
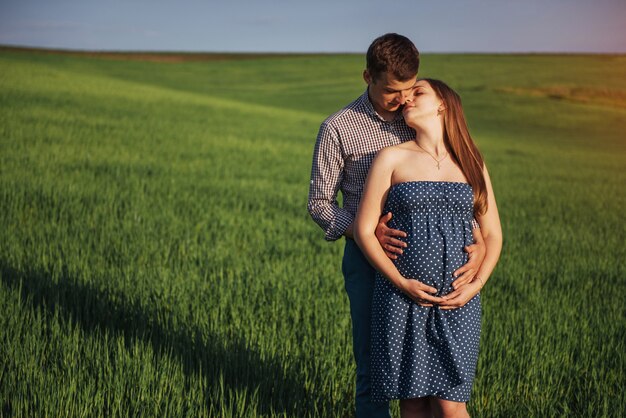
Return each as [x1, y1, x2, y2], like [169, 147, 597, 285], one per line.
[393, 232, 469, 293]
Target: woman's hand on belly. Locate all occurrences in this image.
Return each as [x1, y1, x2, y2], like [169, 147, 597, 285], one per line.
[438, 280, 482, 310]
[398, 278, 445, 307]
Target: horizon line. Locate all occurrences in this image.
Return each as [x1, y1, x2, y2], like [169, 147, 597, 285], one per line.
[1, 44, 625, 56]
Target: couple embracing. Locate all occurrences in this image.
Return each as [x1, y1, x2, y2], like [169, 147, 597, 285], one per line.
[307, 33, 502, 418]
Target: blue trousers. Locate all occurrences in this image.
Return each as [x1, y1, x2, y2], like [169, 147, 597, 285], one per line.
[342, 238, 390, 418]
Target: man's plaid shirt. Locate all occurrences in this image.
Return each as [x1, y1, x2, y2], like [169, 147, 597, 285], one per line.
[307, 90, 416, 241]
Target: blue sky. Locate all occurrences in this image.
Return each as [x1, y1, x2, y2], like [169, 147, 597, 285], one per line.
[1, 0, 625, 53]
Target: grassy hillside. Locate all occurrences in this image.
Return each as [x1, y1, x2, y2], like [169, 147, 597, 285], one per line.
[0, 49, 625, 417]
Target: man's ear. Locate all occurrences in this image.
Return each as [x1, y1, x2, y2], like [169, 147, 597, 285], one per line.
[363, 69, 373, 85]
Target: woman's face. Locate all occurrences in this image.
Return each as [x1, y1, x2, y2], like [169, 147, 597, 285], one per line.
[402, 80, 444, 124]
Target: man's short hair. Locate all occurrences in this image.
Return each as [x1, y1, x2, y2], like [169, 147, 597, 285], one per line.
[366, 33, 420, 82]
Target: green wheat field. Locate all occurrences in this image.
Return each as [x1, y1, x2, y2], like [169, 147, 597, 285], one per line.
[1, 48, 625, 417]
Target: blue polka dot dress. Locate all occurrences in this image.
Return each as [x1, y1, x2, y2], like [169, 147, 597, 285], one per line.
[371, 181, 481, 403]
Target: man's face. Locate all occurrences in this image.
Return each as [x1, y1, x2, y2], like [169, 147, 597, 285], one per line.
[364, 70, 418, 115]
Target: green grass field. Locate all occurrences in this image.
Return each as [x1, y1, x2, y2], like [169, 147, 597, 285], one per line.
[0, 49, 625, 417]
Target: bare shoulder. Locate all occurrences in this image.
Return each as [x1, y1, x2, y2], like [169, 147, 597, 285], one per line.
[368, 146, 401, 176]
[376, 142, 412, 160]
[374, 143, 415, 171]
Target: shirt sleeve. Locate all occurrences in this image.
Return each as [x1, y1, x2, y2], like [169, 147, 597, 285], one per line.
[307, 122, 353, 241]
[471, 218, 480, 229]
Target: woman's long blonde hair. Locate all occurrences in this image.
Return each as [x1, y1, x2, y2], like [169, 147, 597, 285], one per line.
[424, 78, 487, 215]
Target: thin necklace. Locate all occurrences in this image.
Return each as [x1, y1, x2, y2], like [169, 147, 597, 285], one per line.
[415, 143, 448, 170]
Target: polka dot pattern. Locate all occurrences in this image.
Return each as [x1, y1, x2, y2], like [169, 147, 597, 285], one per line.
[371, 181, 481, 403]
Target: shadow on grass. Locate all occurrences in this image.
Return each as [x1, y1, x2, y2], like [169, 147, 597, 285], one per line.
[0, 262, 335, 416]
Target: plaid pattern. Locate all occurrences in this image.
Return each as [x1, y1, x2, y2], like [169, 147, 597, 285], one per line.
[307, 90, 415, 241]
[307, 90, 480, 241]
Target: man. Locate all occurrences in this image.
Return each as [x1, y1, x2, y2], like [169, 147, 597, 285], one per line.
[307, 33, 485, 417]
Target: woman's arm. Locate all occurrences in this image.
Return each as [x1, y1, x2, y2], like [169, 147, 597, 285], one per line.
[439, 165, 503, 309]
[354, 149, 443, 306]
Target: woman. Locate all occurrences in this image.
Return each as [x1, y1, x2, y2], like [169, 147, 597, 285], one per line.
[354, 79, 502, 418]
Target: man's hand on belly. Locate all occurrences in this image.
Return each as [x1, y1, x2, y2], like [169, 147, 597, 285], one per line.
[451, 227, 486, 289]
[375, 212, 408, 260]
